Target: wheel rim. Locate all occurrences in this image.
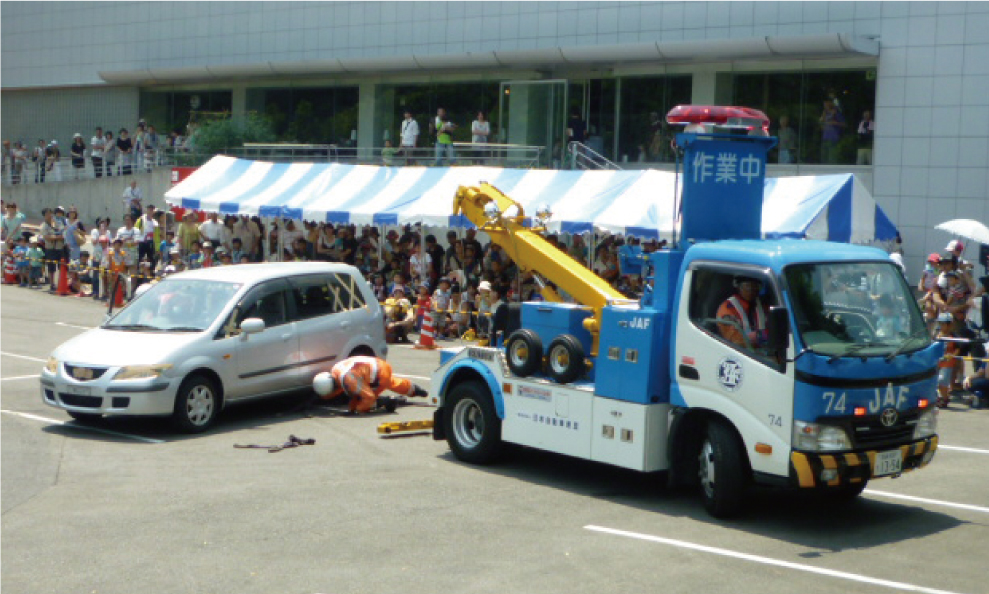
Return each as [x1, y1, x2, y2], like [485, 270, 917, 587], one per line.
[550, 345, 569, 374]
[698, 438, 716, 499]
[185, 384, 215, 426]
[452, 398, 484, 449]
[509, 342, 528, 367]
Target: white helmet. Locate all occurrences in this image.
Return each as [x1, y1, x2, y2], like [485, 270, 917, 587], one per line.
[313, 372, 335, 396]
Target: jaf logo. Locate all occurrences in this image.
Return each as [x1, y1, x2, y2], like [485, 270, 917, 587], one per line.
[717, 358, 743, 392]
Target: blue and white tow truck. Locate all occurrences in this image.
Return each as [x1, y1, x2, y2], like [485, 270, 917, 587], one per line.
[430, 106, 941, 517]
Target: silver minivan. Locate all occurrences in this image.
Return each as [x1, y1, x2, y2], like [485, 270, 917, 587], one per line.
[40, 262, 387, 432]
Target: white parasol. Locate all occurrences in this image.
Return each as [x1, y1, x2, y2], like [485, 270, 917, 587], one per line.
[934, 219, 989, 246]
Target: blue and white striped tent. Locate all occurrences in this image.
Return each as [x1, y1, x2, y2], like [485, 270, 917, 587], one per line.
[164, 156, 897, 242]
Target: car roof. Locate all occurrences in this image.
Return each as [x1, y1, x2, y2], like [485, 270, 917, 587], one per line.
[168, 262, 362, 285]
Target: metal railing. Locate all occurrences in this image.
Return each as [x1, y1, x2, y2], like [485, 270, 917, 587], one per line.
[567, 141, 623, 171]
[157, 143, 545, 169]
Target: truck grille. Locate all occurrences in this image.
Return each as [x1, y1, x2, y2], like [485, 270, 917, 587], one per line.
[850, 413, 917, 449]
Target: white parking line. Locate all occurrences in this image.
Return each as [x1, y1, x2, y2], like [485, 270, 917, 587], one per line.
[0, 351, 46, 363]
[0, 409, 165, 444]
[939, 445, 989, 455]
[864, 490, 989, 514]
[54, 321, 94, 330]
[1, 374, 40, 381]
[585, 525, 967, 594]
[398, 374, 431, 382]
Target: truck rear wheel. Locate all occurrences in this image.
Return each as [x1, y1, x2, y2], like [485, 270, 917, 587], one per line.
[546, 334, 585, 384]
[444, 380, 502, 465]
[698, 419, 748, 518]
[505, 329, 542, 377]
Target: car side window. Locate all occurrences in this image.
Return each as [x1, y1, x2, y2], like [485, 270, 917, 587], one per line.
[328, 272, 366, 310]
[688, 266, 780, 367]
[235, 283, 289, 329]
[290, 275, 337, 320]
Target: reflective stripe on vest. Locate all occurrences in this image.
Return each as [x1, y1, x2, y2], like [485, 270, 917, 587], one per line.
[727, 295, 765, 334]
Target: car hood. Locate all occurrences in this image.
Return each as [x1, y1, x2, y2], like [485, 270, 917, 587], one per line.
[52, 328, 205, 366]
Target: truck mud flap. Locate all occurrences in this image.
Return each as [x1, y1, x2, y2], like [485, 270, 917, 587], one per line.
[432, 408, 446, 441]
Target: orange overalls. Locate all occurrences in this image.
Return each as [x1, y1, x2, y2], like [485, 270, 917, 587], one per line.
[322, 356, 414, 413]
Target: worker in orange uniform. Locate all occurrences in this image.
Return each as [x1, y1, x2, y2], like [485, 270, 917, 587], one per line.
[717, 275, 769, 350]
[312, 356, 428, 414]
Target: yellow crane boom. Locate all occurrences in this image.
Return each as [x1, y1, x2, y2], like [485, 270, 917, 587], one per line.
[454, 183, 628, 354]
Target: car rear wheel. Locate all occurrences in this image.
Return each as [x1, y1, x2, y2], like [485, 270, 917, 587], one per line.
[172, 373, 220, 433]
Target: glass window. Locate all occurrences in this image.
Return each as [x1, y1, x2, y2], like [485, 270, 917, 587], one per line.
[103, 279, 242, 332]
[290, 275, 337, 320]
[784, 261, 929, 359]
[688, 267, 780, 363]
[139, 90, 233, 138]
[235, 284, 289, 329]
[254, 86, 360, 146]
[616, 75, 692, 164]
[731, 69, 876, 165]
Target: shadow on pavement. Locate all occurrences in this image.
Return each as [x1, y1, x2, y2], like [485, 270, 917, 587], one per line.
[436, 444, 967, 553]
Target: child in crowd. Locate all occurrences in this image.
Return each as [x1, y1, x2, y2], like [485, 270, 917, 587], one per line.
[918, 253, 941, 328]
[943, 270, 970, 311]
[186, 241, 203, 269]
[432, 277, 452, 338]
[14, 236, 29, 286]
[446, 292, 464, 338]
[159, 230, 175, 262]
[230, 237, 244, 263]
[935, 313, 961, 408]
[475, 280, 493, 338]
[371, 274, 387, 302]
[415, 284, 431, 332]
[26, 236, 44, 288]
[239, 255, 251, 264]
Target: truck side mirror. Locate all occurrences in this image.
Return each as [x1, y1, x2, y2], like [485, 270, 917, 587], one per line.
[766, 306, 789, 353]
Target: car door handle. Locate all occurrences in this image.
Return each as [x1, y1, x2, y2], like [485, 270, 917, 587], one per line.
[340, 321, 350, 329]
[281, 333, 293, 341]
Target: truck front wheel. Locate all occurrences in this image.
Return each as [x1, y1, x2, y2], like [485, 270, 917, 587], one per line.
[444, 381, 503, 465]
[698, 419, 748, 518]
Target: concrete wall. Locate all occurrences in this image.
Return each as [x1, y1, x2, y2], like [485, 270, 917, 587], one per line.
[4, 169, 172, 227]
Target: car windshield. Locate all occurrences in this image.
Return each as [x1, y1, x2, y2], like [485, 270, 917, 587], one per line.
[103, 279, 243, 332]
[784, 261, 931, 358]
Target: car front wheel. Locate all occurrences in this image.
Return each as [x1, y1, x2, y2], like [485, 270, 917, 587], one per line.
[172, 373, 220, 433]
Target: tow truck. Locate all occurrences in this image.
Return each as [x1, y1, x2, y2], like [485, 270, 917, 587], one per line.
[429, 106, 941, 517]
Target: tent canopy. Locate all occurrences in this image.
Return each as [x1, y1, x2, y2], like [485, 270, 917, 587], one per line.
[164, 156, 898, 242]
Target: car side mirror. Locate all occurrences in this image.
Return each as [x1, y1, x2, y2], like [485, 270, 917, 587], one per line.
[240, 318, 265, 336]
[766, 306, 789, 353]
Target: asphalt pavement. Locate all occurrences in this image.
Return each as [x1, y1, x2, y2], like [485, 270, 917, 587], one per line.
[2, 284, 988, 594]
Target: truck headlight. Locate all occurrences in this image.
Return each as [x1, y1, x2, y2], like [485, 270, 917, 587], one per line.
[793, 420, 851, 451]
[113, 364, 173, 381]
[913, 409, 938, 439]
[45, 357, 59, 374]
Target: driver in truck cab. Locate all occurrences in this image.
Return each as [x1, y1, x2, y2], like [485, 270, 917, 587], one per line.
[717, 275, 769, 349]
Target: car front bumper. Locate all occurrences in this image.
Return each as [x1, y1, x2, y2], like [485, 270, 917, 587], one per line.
[40, 368, 177, 417]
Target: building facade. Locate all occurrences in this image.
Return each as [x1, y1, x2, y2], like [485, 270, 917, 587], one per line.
[3, 1, 988, 275]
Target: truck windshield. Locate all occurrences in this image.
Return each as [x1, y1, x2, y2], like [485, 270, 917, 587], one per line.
[103, 279, 242, 332]
[784, 261, 930, 358]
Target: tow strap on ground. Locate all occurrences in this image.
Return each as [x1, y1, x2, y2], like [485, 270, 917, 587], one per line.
[234, 434, 316, 453]
[377, 420, 434, 435]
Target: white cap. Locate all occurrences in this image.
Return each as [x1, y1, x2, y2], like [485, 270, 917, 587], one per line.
[73, 133, 82, 138]
[478, 280, 492, 291]
[313, 372, 335, 396]
[947, 239, 964, 253]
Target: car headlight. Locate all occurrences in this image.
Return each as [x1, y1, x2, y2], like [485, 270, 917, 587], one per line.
[113, 364, 173, 381]
[913, 409, 938, 439]
[45, 357, 58, 374]
[792, 420, 851, 451]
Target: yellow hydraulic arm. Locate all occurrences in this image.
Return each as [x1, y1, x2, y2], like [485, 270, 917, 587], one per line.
[454, 183, 628, 355]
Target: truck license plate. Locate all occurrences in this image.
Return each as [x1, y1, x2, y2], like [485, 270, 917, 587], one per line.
[873, 449, 902, 477]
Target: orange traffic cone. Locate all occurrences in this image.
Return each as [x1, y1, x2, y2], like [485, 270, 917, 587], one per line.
[56, 259, 70, 295]
[414, 310, 437, 350]
[113, 274, 126, 307]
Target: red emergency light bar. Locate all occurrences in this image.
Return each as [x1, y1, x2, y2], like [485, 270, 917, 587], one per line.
[666, 105, 770, 133]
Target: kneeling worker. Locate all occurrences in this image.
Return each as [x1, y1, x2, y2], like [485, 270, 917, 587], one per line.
[313, 356, 427, 414]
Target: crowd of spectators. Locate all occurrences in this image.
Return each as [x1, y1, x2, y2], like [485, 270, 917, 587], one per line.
[0, 120, 190, 185]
